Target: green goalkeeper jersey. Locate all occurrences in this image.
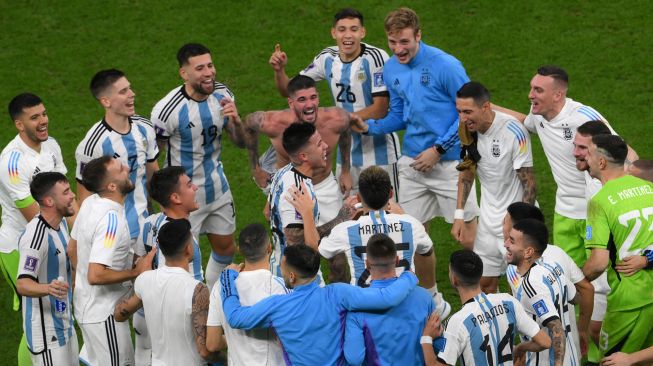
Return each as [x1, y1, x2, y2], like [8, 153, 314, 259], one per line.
[586, 174, 653, 311]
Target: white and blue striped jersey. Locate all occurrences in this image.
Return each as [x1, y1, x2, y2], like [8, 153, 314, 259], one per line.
[516, 262, 579, 366]
[318, 210, 432, 287]
[438, 293, 541, 366]
[0, 136, 67, 253]
[75, 116, 158, 239]
[138, 213, 203, 281]
[151, 83, 234, 206]
[301, 43, 400, 167]
[17, 216, 74, 353]
[268, 164, 318, 277]
[524, 98, 610, 219]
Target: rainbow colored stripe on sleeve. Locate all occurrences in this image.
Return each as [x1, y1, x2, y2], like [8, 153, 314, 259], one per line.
[8, 151, 21, 184]
[103, 212, 118, 248]
[507, 122, 528, 154]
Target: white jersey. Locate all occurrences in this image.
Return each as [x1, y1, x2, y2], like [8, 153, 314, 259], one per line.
[524, 98, 609, 219]
[18, 216, 74, 353]
[319, 210, 432, 286]
[138, 212, 203, 281]
[301, 43, 400, 167]
[0, 136, 67, 253]
[476, 112, 533, 237]
[268, 164, 318, 277]
[152, 83, 234, 206]
[516, 263, 579, 366]
[72, 194, 133, 323]
[207, 269, 289, 366]
[134, 265, 204, 366]
[438, 292, 540, 366]
[75, 116, 158, 239]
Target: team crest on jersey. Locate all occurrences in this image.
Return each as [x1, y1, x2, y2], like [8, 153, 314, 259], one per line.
[562, 124, 573, 140]
[420, 68, 430, 86]
[52, 154, 57, 168]
[491, 139, 501, 157]
[24, 256, 38, 272]
[356, 69, 366, 82]
[532, 299, 549, 317]
[373, 72, 384, 87]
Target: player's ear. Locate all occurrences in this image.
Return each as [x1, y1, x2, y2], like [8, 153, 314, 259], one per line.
[331, 26, 337, 40]
[14, 118, 24, 132]
[414, 29, 422, 42]
[179, 67, 188, 82]
[99, 96, 111, 109]
[360, 26, 366, 39]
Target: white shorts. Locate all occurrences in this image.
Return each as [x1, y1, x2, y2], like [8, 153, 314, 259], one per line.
[31, 329, 79, 366]
[79, 315, 134, 366]
[189, 189, 236, 237]
[591, 272, 610, 322]
[473, 220, 507, 277]
[314, 172, 343, 226]
[133, 310, 152, 366]
[335, 163, 400, 202]
[397, 157, 480, 223]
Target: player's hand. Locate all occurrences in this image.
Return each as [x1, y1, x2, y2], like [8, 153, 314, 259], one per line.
[386, 200, 405, 215]
[220, 98, 240, 123]
[48, 278, 69, 300]
[338, 170, 352, 196]
[513, 345, 527, 366]
[411, 147, 441, 172]
[451, 219, 465, 245]
[602, 352, 635, 366]
[263, 200, 271, 222]
[225, 263, 244, 272]
[349, 113, 369, 134]
[615, 255, 647, 276]
[422, 312, 443, 338]
[252, 166, 272, 189]
[285, 181, 315, 219]
[579, 330, 589, 357]
[340, 195, 362, 221]
[134, 246, 157, 275]
[269, 44, 288, 72]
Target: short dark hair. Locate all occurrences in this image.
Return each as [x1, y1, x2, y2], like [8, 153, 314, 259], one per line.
[90, 69, 126, 99]
[449, 250, 483, 287]
[576, 120, 611, 137]
[81, 156, 114, 193]
[30, 172, 69, 204]
[506, 202, 545, 224]
[513, 219, 548, 255]
[238, 223, 269, 263]
[592, 134, 627, 166]
[157, 219, 192, 258]
[456, 81, 491, 106]
[537, 65, 569, 87]
[287, 75, 316, 97]
[8, 93, 42, 120]
[284, 244, 320, 279]
[359, 166, 392, 210]
[177, 43, 211, 67]
[366, 233, 396, 263]
[334, 8, 364, 25]
[149, 166, 186, 208]
[282, 122, 316, 156]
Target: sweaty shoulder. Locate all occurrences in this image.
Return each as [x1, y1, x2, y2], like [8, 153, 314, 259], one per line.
[319, 107, 349, 129]
[259, 110, 293, 136]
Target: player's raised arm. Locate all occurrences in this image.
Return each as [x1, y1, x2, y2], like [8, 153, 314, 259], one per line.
[221, 98, 246, 148]
[337, 109, 352, 195]
[270, 44, 291, 97]
[335, 270, 418, 311]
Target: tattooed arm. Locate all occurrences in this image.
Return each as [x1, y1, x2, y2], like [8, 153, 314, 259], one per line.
[192, 282, 222, 362]
[337, 109, 353, 195]
[516, 166, 537, 204]
[114, 292, 143, 322]
[222, 99, 246, 148]
[317, 197, 358, 238]
[328, 253, 351, 284]
[546, 318, 566, 366]
[451, 169, 474, 245]
[243, 111, 271, 188]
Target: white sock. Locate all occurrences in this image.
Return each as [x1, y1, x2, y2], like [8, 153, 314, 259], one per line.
[206, 252, 234, 291]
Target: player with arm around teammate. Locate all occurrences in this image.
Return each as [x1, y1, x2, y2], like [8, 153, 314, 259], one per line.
[151, 42, 246, 290]
[421, 249, 551, 366]
[16, 172, 79, 365]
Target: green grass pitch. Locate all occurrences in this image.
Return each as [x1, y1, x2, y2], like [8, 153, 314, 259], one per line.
[1, 1, 651, 363]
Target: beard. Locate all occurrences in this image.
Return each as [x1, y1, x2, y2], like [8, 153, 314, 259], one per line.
[191, 80, 214, 96]
[118, 178, 136, 195]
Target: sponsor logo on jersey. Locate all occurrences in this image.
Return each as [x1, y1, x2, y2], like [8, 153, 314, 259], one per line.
[394, 78, 400, 86]
[24, 256, 38, 272]
[373, 72, 384, 87]
[420, 68, 430, 86]
[586, 225, 592, 240]
[532, 299, 549, 317]
[185, 121, 196, 129]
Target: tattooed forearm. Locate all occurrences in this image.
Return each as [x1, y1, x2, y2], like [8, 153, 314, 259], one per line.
[328, 253, 351, 283]
[317, 203, 356, 238]
[191, 283, 212, 358]
[244, 112, 264, 170]
[460, 170, 474, 206]
[338, 120, 352, 172]
[113, 291, 142, 322]
[546, 319, 566, 366]
[517, 167, 537, 204]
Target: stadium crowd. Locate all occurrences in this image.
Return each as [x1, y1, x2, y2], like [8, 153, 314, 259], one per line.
[2, 6, 653, 366]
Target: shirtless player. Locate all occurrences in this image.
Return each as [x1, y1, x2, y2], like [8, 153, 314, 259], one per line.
[244, 75, 353, 225]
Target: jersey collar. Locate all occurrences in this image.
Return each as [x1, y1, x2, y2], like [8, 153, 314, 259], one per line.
[338, 43, 367, 64]
[101, 117, 133, 136]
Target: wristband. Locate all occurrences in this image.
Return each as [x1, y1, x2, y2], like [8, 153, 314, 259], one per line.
[420, 335, 433, 345]
[454, 209, 465, 220]
[434, 144, 447, 155]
